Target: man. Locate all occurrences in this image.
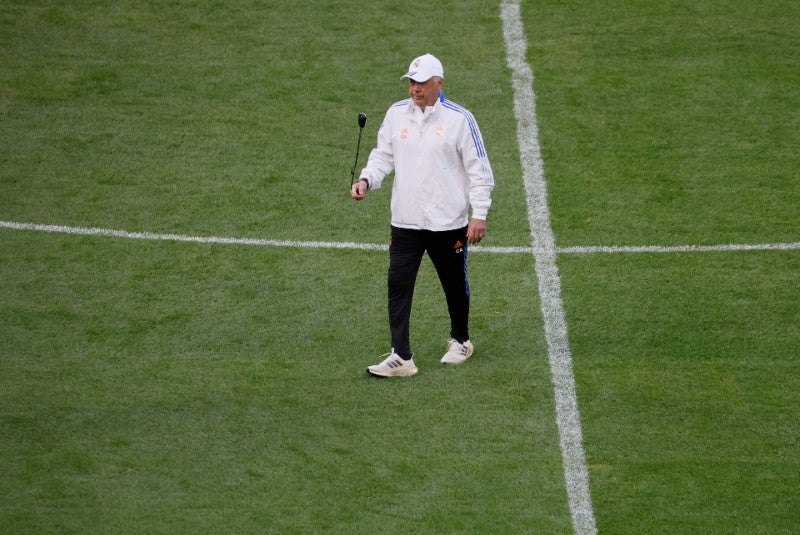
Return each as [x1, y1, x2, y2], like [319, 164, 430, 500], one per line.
[350, 53, 495, 377]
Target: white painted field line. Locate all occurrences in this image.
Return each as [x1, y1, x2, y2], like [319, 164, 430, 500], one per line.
[2, 220, 797, 256]
[500, 2, 597, 535]
[0, 220, 531, 254]
[561, 242, 800, 254]
[0, 220, 389, 252]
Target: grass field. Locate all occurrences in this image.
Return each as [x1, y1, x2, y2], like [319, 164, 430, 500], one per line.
[1, 0, 798, 533]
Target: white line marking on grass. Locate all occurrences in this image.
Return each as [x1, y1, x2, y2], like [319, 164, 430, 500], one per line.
[0, 220, 529, 254]
[0, 220, 388, 252]
[561, 242, 800, 254]
[500, 2, 597, 534]
[2, 220, 797, 256]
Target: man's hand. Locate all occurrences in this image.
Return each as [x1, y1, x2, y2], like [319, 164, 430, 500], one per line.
[467, 218, 486, 244]
[350, 179, 368, 200]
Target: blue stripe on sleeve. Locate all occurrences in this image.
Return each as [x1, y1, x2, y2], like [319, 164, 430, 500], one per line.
[441, 99, 487, 159]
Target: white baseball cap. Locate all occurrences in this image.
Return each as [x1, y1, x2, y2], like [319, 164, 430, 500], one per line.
[400, 53, 444, 82]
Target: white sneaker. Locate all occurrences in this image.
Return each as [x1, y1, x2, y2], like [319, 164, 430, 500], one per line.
[367, 352, 418, 377]
[440, 339, 474, 364]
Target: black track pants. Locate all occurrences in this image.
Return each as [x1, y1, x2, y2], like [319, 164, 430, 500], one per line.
[388, 225, 470, 359]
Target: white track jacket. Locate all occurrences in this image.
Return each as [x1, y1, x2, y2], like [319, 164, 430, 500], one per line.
[359, 96, 494, 231]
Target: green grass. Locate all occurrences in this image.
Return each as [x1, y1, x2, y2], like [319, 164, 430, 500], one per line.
[527, 0, 800, 246]
[1, 231, 568, 533]
[0, 0, 529, 245]
[2, 0, 799, 533]
[561, 251, 800, 532]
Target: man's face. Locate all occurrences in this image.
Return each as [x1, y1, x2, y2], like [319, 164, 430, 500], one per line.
[408, 77, 443, 108]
